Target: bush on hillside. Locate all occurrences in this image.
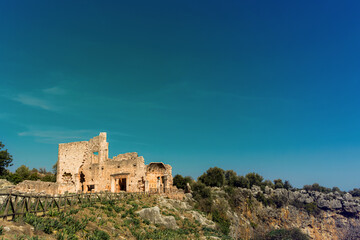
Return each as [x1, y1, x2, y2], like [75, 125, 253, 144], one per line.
[191, 182, 213, 213]
[173, 174, 193, 190]
[245, 172, 264, 188]
[274, 179, 284, 189]
[303, 183, 331, 193]
[212, 210, 231, 235]
[198, 167, 225, 187]
[284, 180, 293, 190]
[350, 188, 360, 197]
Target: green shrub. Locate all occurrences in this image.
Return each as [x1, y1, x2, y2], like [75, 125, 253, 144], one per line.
[173, 174, 194, 189]
[212, 210, 230, 235]
[305, 202, 321, 216]
[86, 229, 110, 240]
[191, 182, 213, 213]
[271, 195, 288, 208]
[256, 192, 273, 207]
[198, 167, 225, 187]
[350, 188, 360, 197]
[274, 179, 284, 189]
[245, 172, 264, 188]
[303, 183, 331, 193]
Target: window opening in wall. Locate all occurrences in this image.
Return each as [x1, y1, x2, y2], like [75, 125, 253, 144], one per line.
[87, 185, 95, 192]
[93, 152, 98, 155]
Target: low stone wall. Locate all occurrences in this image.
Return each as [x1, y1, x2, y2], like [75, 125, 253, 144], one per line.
[13, 180, 59, 195]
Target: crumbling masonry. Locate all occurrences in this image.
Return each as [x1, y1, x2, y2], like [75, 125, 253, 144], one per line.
[15, 133, 175, 195]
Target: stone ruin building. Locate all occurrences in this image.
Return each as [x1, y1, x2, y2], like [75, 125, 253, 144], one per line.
[15, 133, 175, 195]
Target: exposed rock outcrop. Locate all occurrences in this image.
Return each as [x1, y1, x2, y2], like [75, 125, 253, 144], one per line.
[0, 179, 14, 192]
[209, 187, 360, 240]
[136, 206, 178, 229]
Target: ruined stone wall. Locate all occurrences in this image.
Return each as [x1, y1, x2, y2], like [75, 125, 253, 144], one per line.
[57, 141, 88, 190]
[78, 152, 146, 193]
[57, 132, 109, 192]
[55, 132, 174, 194]
[146, 163, 173, 192]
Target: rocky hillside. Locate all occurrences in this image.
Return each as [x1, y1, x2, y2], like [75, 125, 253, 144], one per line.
[0, 185, 359, 239]
[207, 186, 360, 240]
[0, 193, 227, 240]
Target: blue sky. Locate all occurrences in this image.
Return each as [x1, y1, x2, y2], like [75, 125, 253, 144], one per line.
[1, 1, 360, 190]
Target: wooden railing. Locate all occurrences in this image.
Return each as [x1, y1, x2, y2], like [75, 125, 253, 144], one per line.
[0, 191, 148, 220]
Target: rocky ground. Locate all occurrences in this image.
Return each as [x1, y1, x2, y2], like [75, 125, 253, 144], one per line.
[0, 193, 226, 240]
[0, 181, 359, 239]
[211, 186, 360, 240]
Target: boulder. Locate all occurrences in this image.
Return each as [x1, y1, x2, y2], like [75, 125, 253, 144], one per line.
[136, 206, 178, 229]
[159, 197, 192, 210]
[342, 201, 360, 213]
[0, 179, 14, 189]
[190, 211, 216, 229]
[317, 197, 342, 209]
[344, 193, 353, 201]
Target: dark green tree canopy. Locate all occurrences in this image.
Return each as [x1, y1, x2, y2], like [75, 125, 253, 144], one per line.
[0, 141, 13, 175]
[198, 167, 225, 187]
[245, 172, 264, 188]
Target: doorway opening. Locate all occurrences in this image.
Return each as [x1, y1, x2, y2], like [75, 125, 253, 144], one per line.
[119, 178, 127, 191]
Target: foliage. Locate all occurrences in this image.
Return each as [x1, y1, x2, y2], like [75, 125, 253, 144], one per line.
[350, 188, 360, 197]
[86, 229, 110, 240]
[22, 211, 88, 238]
[303, 183, 331, 193]
[284, 180, 293, 190]
[261, 180, 275, 190]
[16, 236, 45, 240]
[173, 174, 193, 190]
[235, 175, 250, 188]
[15, 165, 31, 180]
[212, 210, 231, 235]
[262, 228, 310, 240]
[198, 167, 225, 187]
[191, 182, 213, 213]
[304, 202, 321, 216]
[290, 200, 321, 216]
[245, 172, 264, 188]
[271, 194, 288, 208]
[256, 192, 273, 207]
[225, 170, 237, 186]
[274, 179, 284, 189]
[41, 174, 56, 182]
[0, 141, 13, 176]
[6, 164, 57, 184]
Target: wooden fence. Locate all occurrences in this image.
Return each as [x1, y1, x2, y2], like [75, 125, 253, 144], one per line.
[0, 191, 148, 221]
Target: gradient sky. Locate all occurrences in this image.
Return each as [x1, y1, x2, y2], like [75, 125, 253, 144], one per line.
[1, 1, 360, 190]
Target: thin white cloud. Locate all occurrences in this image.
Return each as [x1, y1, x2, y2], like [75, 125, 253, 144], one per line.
[12, 94, 55, 111]
[43, 86, 66, 95]
[18, 129, 94, 143]
[18, 128, 133, 144]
